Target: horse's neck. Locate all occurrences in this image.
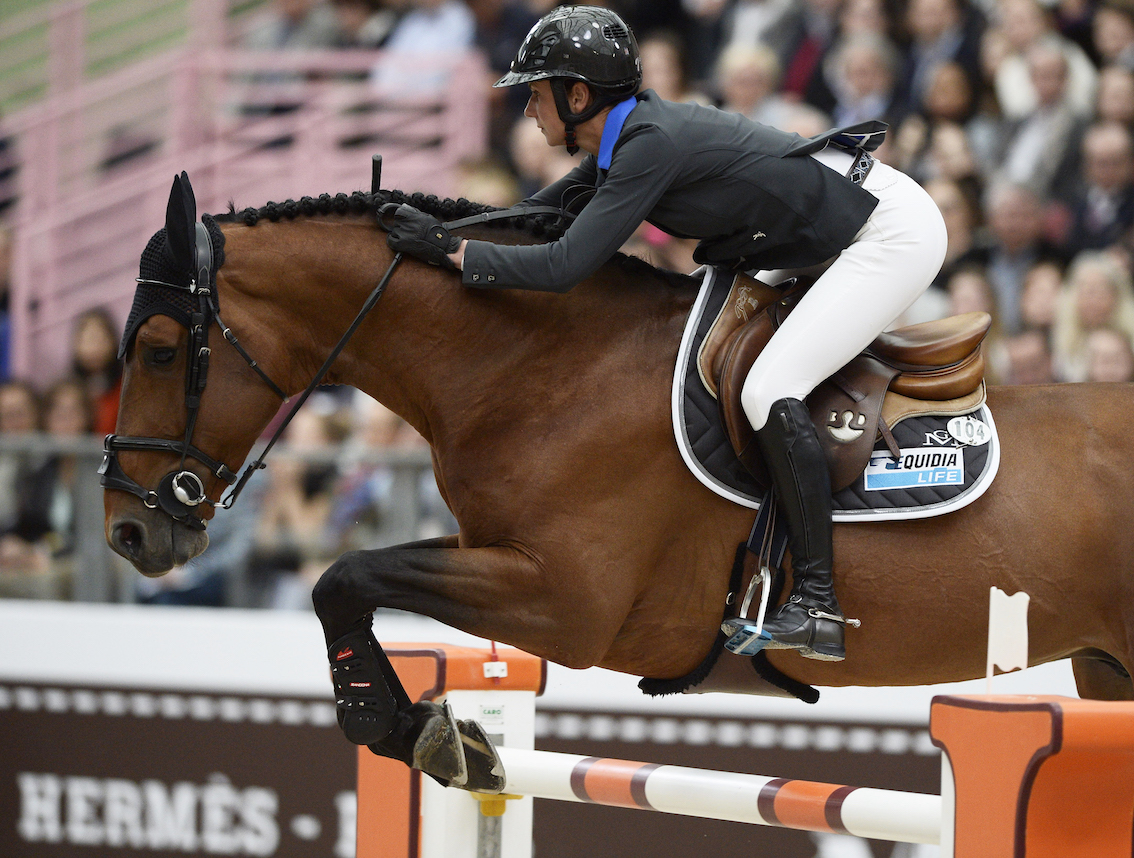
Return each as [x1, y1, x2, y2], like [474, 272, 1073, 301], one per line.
[226, 219, 693, 448]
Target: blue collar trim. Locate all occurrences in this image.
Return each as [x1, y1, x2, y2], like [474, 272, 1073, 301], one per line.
[598, 96, 638, 170]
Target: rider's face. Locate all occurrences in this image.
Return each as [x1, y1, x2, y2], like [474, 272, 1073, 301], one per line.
[525, 81, 566, 147]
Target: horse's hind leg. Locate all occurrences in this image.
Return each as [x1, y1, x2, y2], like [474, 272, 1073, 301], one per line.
[1072, 654, 1134, 700]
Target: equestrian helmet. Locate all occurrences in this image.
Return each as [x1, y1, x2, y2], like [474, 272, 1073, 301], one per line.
[494, 5, 642, 97]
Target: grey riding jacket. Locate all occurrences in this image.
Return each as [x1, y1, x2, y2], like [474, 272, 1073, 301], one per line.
[460, 90, 881, 292]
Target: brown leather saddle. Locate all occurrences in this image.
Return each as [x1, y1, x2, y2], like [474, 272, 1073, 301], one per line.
[700, 273, 991, 491]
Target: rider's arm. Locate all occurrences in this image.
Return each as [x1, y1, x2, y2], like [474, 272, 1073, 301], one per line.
[457, 125, 683, 292]
[447, 159, 600, 272]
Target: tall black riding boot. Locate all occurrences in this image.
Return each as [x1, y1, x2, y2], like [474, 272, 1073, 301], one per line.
[756, 398, 847, 661]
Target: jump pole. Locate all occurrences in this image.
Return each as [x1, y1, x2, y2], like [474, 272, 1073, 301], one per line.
[355, 646, 1134, 858]
[493, 746, 939, 843]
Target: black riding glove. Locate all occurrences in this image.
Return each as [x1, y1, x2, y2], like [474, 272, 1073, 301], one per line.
[383, 204, 460, 269]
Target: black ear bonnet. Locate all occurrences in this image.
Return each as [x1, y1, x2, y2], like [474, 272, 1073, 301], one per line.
[119, 213, 225, 360]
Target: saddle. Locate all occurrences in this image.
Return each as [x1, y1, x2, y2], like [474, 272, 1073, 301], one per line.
[700, 273, 991, 491]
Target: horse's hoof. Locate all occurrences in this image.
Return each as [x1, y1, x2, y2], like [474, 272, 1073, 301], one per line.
[411, 702, 469, 788]
[457, 718, 506, 794]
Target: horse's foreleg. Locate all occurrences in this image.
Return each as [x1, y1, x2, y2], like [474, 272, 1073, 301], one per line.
[313, 535, 567, 793]
[312, 538, 617, 666]
[314, 534, 462, 642]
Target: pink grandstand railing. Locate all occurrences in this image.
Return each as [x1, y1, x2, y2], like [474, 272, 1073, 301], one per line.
[3, 0, 489, 385]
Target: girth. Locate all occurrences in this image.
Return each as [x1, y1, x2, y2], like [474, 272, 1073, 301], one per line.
[702, 273, 991, 491]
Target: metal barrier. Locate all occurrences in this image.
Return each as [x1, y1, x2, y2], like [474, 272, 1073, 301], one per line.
[0, 433, 443, 605]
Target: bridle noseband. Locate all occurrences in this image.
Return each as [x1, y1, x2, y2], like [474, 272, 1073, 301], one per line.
[101, 200, 575, 531]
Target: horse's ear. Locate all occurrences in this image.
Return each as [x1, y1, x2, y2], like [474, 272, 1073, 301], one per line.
[163, 171, 197, 273]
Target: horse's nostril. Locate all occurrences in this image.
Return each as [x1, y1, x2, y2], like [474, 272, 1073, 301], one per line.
[112, 522, 143, 558]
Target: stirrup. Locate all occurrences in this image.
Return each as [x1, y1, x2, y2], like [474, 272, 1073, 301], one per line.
[722, 563, 775, 656]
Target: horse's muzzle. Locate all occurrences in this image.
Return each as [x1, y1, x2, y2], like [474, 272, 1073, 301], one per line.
[107, 510, 209, 577]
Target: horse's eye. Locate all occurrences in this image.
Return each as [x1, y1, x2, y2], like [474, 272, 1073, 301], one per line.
[149, 347, 176, 366]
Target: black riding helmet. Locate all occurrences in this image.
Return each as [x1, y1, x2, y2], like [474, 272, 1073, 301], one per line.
[494, 5, 642, 154]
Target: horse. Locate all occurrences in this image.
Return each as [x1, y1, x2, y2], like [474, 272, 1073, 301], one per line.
[104, 176, 1134, 790]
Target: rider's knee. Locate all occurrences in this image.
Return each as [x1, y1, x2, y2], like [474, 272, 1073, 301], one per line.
[740, 373, 777, 431]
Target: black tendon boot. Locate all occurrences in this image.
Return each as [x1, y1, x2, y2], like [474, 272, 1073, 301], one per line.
[327, 615, 402, 744]
[756, 398, 847, 661]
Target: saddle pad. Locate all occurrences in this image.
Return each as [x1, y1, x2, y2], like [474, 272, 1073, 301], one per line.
[672, 267, 1001, 522]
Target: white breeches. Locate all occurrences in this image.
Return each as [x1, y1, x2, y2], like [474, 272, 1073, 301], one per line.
[741, 154, 948, 431]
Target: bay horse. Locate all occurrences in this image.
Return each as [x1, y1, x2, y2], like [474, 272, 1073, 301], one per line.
[105, 178, 1134, 789]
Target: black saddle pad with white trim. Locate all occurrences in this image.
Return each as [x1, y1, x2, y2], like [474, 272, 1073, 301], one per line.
[672, 268, 1000, 521]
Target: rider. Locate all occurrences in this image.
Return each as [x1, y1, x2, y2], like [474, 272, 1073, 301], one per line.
[384, 5, 948, 662]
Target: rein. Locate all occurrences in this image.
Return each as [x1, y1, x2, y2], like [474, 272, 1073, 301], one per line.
[101, 200, 575, 531]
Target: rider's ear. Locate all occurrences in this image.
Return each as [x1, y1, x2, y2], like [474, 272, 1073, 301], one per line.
[569, 81, 592, 113]
[163, 171, 197, 274]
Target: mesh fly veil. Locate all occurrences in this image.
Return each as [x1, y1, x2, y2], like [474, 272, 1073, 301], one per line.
[119, 214, 226, 359]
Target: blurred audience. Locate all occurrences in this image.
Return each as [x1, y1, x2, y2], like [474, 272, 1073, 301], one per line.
[895, 0, 985, 119]
[326, 395, 455, 554]
[69, 308, 122, 437]
[0, 379, 92, 599]
[370, 0, 476, 95]
[714, 43, 798, 128]
[764, 0, 842, 114]
[21, 0, 1134, 611]
[826, 33, 902, 126]
[0, 380, 39, 536]
[991, 37, 1087, 201]
[1061, 121, 1134, 254]
[1052, 249, 1134, 379]
[639, 30, 709, 105]
[1094, 63, 1134, 124]
[241, 0, 341, 50]
[329, 0, 398, 48]
[0, 224, 11, 382]
[1002, 328, 1058, 383]
[1092, 0, 1134, 69]
[1018, 259, 1065, 336]
[981, 181, 1066, 333]
[1084, 325, 1134, 380]
[248, 401, 350, 608]
[991, 0, 1097, 121]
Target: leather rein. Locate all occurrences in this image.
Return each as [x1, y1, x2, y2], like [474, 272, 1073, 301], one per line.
[99, 202, 575, 531]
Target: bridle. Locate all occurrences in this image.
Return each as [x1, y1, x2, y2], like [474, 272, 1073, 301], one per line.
[99, 220, 294, 530]
[100, 197, 575, 531]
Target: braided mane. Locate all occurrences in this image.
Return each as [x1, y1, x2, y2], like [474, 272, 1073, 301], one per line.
[214, 189, 568, 240]
[212, 188, 696, 287]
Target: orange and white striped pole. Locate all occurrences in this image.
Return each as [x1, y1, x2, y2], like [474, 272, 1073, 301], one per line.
[495, 747, 941, 845]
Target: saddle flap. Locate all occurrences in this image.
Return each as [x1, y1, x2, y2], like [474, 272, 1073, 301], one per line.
[716, 310, 777, 484]
[698, 273, 790, 399]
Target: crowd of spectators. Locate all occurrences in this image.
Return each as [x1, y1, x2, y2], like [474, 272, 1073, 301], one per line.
[7, 0, 1134, 605]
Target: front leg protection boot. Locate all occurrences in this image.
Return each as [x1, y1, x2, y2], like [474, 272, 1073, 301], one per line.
[328, 619, 400, 745]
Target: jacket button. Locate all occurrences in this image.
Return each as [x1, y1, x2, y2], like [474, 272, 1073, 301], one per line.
[488, 275, 495, 282]
[472, 274, 480, 281]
